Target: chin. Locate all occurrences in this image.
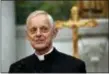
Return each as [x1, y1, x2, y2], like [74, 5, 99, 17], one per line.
[33, 44, 48, 50]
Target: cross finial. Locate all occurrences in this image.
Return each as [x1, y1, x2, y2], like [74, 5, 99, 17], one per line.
[55, 6, 98, 58]
[70, 6, 80, 21]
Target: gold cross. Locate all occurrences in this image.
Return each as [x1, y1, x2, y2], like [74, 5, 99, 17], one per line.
[55, 6, 98, 58]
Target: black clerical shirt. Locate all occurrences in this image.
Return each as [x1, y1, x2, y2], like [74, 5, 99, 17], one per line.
[9, 47, 86, 73]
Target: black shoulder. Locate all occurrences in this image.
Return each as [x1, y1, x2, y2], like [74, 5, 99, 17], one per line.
[13, 54, 35, 65]
[8, 54, 35, 73]
[58, 51, 85, 64]
[57, 52, 86, 72]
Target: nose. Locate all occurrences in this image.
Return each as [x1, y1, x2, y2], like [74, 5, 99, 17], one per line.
[36, 28, 41, 37]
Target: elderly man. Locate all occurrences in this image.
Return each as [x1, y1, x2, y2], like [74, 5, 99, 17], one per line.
[9, 10, 86, 73]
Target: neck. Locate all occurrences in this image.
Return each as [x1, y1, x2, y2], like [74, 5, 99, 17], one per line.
[35, 44, 53, 55]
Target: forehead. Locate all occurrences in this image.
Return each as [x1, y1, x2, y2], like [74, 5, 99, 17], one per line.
[28, 14, 50, 28]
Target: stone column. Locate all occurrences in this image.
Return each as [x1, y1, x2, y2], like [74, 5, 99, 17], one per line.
[1, 1, 16, 72]
[0, 0, 1, 72]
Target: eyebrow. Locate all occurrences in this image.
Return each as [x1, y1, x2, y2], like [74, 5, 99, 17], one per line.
[28, 24, 50, 29]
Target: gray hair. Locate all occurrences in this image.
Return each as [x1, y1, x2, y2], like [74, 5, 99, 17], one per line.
[26, 10, 54, 27]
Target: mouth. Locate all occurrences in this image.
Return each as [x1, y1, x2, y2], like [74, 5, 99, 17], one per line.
[35, 40, 45, 44]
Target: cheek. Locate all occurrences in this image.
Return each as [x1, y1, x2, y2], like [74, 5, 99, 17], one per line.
[28, 33, 34, 41]
[44, 33, 53, 40]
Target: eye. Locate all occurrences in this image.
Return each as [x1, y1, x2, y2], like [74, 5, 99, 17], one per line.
[40, 26, 49, 33]
[29, 27, 37, 34]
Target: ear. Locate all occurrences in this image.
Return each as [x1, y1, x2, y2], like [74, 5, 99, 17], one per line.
[25, 30, 30, 41]
[53, 28, 58, 38]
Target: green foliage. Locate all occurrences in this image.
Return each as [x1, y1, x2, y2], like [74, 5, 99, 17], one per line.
[15, 1, 77, 25]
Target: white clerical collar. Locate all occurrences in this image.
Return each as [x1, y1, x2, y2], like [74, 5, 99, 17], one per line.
[35, 47, 54, 61]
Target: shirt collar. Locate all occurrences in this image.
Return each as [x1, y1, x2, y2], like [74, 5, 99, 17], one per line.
[35, 47, 54, 61]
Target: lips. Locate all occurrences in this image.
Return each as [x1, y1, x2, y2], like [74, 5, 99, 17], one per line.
[35, 40, 45, 44]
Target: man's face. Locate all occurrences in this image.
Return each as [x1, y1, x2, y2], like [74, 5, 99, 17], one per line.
[27, 14, 57, 51]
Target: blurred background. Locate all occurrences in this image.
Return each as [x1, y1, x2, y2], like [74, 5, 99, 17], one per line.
[1, 0, 109, 73]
